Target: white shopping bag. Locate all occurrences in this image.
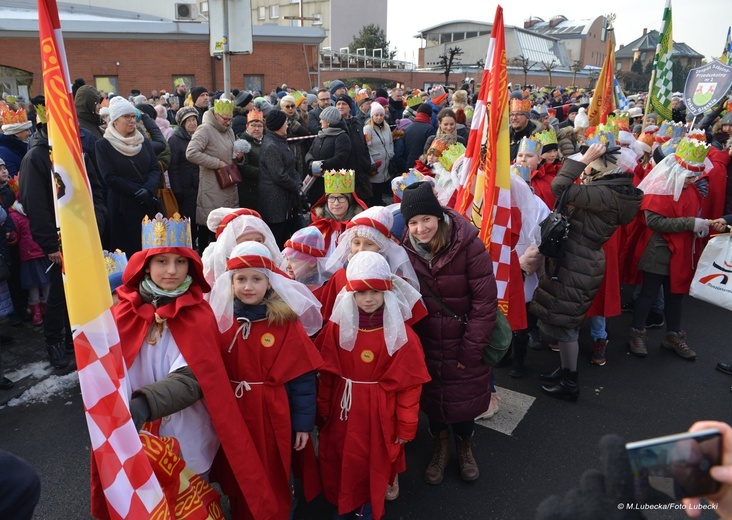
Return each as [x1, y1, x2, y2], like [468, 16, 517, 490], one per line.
[689, 234, 732, 311]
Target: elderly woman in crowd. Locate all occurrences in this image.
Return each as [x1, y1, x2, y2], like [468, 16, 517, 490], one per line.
[305, 105, 351, 205]
[95, 96, 161, 254]
[236, 109, 265, 212]
[168, 106, 200, 245]
[280, 94, 311, 178]
[186, 98, 238, 253]
[531, 141, 643, 402]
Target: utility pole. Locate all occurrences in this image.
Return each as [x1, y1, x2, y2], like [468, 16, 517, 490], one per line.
[283, 0, 319, 26]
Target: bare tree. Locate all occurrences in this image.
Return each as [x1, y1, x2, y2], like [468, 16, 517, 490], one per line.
[570, 60, 582, 87]
[438, 46, 464, 85]
[540, 59, 559, 87]
[510, 55, 536, 88]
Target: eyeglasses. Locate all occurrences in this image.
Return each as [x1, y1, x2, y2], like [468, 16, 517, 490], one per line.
[217, 115, 232, 123]
[283, 104, 295, 109]
[318, 97, 330, 102]
[509, 112, 526, 119]
[121, 114, 136, 121]
[328, 196, 348, 203]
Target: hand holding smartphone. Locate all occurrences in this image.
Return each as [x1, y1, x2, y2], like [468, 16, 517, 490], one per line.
[626, 428, 722, 504]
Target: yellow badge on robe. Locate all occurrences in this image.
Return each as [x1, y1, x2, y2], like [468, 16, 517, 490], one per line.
[261, 333, 275, 348]
[360, 350, 375, 363]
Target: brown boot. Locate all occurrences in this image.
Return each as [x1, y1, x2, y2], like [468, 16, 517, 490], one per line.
[455, 435, 479, 481]
[425, 429, 450, 485]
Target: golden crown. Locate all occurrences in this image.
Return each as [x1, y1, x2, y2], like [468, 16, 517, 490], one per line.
[510, 98, 531, 114]
[535, 129, 558, 147]
[518, 136, 542, 155]
[607, 114, 629, 132]
[324, 169, 356, 194]
[141, 213, 193, 249]
[1, 106, 29, 126]
[247, 109, 263, 123]
[213, 98, 233, 117]
[35, 104, 47, 124]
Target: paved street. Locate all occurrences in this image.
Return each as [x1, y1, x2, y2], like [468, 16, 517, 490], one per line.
[1, 286, 730, 519]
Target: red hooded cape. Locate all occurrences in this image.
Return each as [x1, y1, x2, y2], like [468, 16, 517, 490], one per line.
[96, 247, 276, 519]
[309, 193, 369, 253]
[532, 160, 560, 209]
[638, 186, 703, 293]
[215, 318, 324, 520]
[315, 323, 430, 520]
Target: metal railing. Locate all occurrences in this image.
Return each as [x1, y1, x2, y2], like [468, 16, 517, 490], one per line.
[320, 48, 415, 71]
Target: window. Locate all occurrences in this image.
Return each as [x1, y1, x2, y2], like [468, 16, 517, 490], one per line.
[243, 75, 264, 94]
[466, 31, 478, 39]
[94, 76, 118, 95]
[257, 6, 265, 20]
[270, 5, 279, 19]
[312, 13, 322, 26]
[641, 52, 647, 61]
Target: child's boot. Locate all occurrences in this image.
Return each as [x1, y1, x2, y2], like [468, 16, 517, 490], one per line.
[30, 304, 43, 326]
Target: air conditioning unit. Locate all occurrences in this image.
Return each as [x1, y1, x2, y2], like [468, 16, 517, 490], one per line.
[175, 3, 198, 21]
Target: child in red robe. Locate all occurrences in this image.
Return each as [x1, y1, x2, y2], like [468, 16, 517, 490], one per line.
[316, 252, 430, 520]
[208, 241, 324, 520]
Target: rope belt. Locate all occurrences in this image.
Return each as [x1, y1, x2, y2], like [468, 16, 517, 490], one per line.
[340, 377, 378, 421]
[227, 318, 252, 353]
[230, 380, 264, 398]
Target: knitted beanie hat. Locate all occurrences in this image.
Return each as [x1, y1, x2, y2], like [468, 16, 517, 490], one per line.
[265, 109, 287, 132]
[175, 106, 198, 126]
[319, 106, 342, 125]
[400, 181, 443, 223]
[190, 86, 208, 104]
[108, 96, 136, 123]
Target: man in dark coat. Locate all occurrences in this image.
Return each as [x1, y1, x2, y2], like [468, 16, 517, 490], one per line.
[18, 124, 107, 369]
[403, 104, 436, 170]
[388, 87, 405, 122]
[258, 111, 302, 248]
[304, 106, 351, 204]
[509, 97, 540, 161]
[335, 94, 373, 203]
[307, 89, 332, 136]
[74, 85, 104, 141]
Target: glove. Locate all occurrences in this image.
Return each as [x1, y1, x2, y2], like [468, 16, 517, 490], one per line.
[536, 435, 643, 520]
[519, 245, 543, 275]
[693, 218, 710, 236]
[129, 395, 151, 432]
[375, 161, 382, 169]
[297, 190, 311, 212]
[134, 188, 152, 206]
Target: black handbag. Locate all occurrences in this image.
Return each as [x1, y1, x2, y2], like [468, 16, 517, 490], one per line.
[538, 187, 571, 279]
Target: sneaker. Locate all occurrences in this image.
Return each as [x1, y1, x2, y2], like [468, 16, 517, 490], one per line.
[662, 331, 697, 360]
[475, 394, 501, 420]
[645, 310, 665, 329]
[549, 343, 560, 352]
[385, 475, 399, 501]
[591, 339, 608, 366]
[621, 301, 635, 313]
[628, 327, 648, 357]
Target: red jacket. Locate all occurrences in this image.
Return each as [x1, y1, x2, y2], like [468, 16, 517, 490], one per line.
[8, 208, 45, 262]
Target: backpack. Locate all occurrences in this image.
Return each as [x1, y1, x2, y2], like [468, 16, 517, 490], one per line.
[538, 187, 571, 279]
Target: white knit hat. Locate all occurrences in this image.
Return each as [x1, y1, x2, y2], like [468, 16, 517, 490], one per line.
[370, 102, 385, 117]
[108, 96, 136, 123]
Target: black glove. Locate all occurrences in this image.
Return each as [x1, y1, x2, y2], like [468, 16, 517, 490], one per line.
[297, 189, 311, 212]
[536, 434, 643, 520]
[134, 188, 152, 206]
[129, 395, 151, 432]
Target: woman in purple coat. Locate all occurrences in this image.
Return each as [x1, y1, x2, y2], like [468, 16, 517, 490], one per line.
[400, 182, 497, 485]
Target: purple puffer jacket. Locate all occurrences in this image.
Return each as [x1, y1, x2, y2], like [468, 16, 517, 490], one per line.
[402, 207, 497, 425]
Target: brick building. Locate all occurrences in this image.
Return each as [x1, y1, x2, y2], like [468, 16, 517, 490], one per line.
[0, 2, 325, 99]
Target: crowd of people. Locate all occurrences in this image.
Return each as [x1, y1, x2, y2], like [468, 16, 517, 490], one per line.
[2, 76, 732, 519]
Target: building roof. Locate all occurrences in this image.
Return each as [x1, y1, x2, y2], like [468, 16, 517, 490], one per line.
[415, 20, 492, 39]
[0, 2, 326, 44]
[524, 15, 597, 39]
[615, 29, 704, 59]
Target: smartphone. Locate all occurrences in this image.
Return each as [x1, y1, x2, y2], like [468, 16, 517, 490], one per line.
[626, 428, 722, 504]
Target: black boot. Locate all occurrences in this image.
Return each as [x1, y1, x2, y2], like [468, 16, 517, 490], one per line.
[509, 331, 528, 378]
[539, 366, 562, 383]
[46, 341, 69, 369]
[541, 369, 579, 401]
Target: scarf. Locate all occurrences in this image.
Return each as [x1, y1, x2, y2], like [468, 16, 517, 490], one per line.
[414, 113, 431, 125]
[139, 275, 193, 306]
[358, 308, 384, 330]
[317, 126, 344, 139]
[434, 128, 457, 146]
[233, 299, 268, 321]
[104, 125, 144, 156]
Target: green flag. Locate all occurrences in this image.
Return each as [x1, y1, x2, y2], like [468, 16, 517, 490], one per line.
[648, 0, 673, 121]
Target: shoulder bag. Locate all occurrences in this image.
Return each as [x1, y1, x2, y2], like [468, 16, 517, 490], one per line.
[538, 186, 571, 280]
[215, 162, 243, 189]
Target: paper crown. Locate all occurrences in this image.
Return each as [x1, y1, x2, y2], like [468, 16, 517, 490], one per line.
[675, 138, 710, 167]
[394, 169, 426, 200]
[607, 114, 630, 132]
[347, 90, 357, 99]
[246, 109, 264, 123]
[1, 106, 29, 126]
[103, 249, 128, 277]
[511, 164, 532, 182]
[727, 100, 732, 114]
[518, 136, 542, 155]
[686, 129, 707, 142]
[659, 137, 682, 158]
[536, 129, 558, 148]
[427, 140, 448, 157]
[355, 92, 370, 105]
[141, 213, 193, 249]
[406, 95, 422, 108]
[584, 124, 618, 148]
[637, 130, 655, 153]
[292, 91, 306, 107]
[510, 98, 531, 114]
[35, 104, 47, 124]
[655, 121, 686, 143]
[213, 98, 233, 116]
[440, 142, 466, 171]
[324, 169, 355, 194]
[174, 78, 186, 87]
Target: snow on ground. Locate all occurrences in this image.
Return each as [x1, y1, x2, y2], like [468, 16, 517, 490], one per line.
[3, 361, 54, 382]
[4, 371, 80, 407]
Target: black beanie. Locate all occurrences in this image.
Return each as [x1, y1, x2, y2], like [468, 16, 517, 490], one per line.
[375, 88, 389, 100]
[401, 182, 443, 223]
[417, 103, 433, 117]
[135, 103, 156, 120]
[335, 94, 353, 109]
[266, 109, 287, 132]
[235, 91, 253, 108]
[191, 86, 208, 104]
